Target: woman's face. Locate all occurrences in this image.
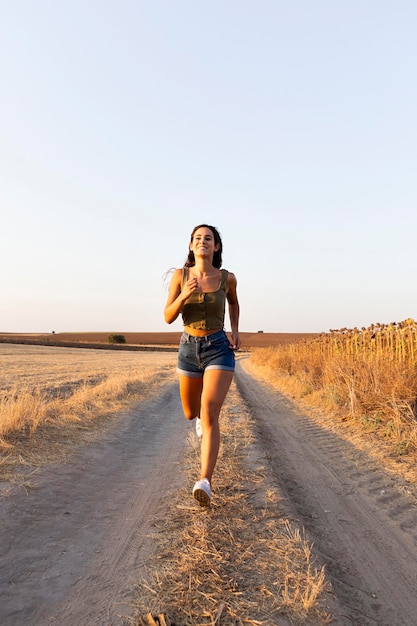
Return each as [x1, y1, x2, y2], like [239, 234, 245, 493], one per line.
[190, 227, 219, 259]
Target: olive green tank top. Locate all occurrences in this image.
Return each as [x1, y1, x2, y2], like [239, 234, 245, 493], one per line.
[181, 268, 228, 330]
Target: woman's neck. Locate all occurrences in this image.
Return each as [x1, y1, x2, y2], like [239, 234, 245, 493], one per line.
[193, 259, 217, 277]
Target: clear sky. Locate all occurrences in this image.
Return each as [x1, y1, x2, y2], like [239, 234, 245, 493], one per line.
[1, 1, 416, 334]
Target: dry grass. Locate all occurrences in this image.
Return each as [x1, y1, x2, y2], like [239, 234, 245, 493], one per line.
[248, 321, 417, 486]
[133, 386, 331, 625]
[0, 344, 177, 481]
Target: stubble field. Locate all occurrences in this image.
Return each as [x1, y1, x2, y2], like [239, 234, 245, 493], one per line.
[0, 343, 177, 480]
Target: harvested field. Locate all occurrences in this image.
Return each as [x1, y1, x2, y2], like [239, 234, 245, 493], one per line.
[0, 344, 177, 480]
[0, 343, 176, 394]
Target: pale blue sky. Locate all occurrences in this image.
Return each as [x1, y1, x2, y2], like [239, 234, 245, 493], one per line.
[1, 1, 416, 334]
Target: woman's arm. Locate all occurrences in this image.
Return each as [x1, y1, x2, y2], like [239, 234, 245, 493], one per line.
[226, 272, 240, 349]
[164, 269, 184, 324]
[164, 268, 199, 324]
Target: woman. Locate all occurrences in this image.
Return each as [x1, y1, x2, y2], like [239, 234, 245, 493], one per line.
[164, 224, 240, 507]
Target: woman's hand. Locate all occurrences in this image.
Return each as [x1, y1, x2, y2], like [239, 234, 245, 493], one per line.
[183, 276, 199, 299]
[230, 331, 241, 351]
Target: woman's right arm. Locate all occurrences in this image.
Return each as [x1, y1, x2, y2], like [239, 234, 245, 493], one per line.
[164, 269, 184, 324]
[164, 268, 199, 324]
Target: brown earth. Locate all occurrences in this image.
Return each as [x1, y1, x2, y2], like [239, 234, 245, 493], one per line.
[2, 351, 417, 624]
[0, 331, 317, 350]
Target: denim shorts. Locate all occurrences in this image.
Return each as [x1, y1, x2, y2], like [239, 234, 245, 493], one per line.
[177, 329, 235, 378]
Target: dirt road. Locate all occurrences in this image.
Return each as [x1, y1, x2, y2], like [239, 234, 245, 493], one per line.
[1, 356, 417, 625]
[0, 380, 189, 626]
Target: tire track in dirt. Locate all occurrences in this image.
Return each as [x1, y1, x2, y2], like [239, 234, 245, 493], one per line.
[236, 359, 417, 626]
[0, 379, 188, 626]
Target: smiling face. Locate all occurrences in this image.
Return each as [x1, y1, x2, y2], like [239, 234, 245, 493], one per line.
[185, 223, 223, 269]
[190, 226, 220, 260]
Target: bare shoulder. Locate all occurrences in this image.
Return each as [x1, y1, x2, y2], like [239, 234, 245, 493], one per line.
[225, 270, 238, 304]
[167, 267, 183, 290]
[170, 267, 183, 281]
[225, 271, 238, 300]
[226, 270, 237, 286]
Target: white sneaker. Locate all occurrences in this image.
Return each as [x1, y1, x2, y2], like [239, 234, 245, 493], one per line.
[195, 417, 203, 439]
[192, 478, 212, 507]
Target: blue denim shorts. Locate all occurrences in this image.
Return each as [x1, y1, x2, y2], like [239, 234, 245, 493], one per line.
[177, 329, 235, 378]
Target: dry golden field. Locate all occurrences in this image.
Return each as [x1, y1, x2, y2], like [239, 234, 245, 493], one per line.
[249, 318, 417, 484]
[0, 344, 177, 472]
[0, 343, 176, 393]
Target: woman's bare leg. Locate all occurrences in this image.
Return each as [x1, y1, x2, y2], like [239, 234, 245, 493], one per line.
[199, 369, 234, 483]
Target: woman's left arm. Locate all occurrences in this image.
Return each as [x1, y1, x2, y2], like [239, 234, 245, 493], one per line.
[226, 272, 240, 350]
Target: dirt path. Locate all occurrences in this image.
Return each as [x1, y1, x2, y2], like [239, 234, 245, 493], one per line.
[236, 359, 417, 626]
[2, 357, 417, 625]
[0, 380, 189, 626]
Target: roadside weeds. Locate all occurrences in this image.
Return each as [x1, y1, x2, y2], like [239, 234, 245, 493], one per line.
[245, 354, 417, 491]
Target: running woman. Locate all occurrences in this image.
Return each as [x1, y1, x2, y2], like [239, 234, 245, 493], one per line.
[164, 224, 240, 506]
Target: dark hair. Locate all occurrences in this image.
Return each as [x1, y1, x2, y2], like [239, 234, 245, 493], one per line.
[184, 224, 223, 269]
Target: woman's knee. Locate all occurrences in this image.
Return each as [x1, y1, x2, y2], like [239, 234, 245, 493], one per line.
[200, 402, 221, 424]
[183, 407, 197, 421]
[179, 376, 203, 420]
[182, 398, 201, 420]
